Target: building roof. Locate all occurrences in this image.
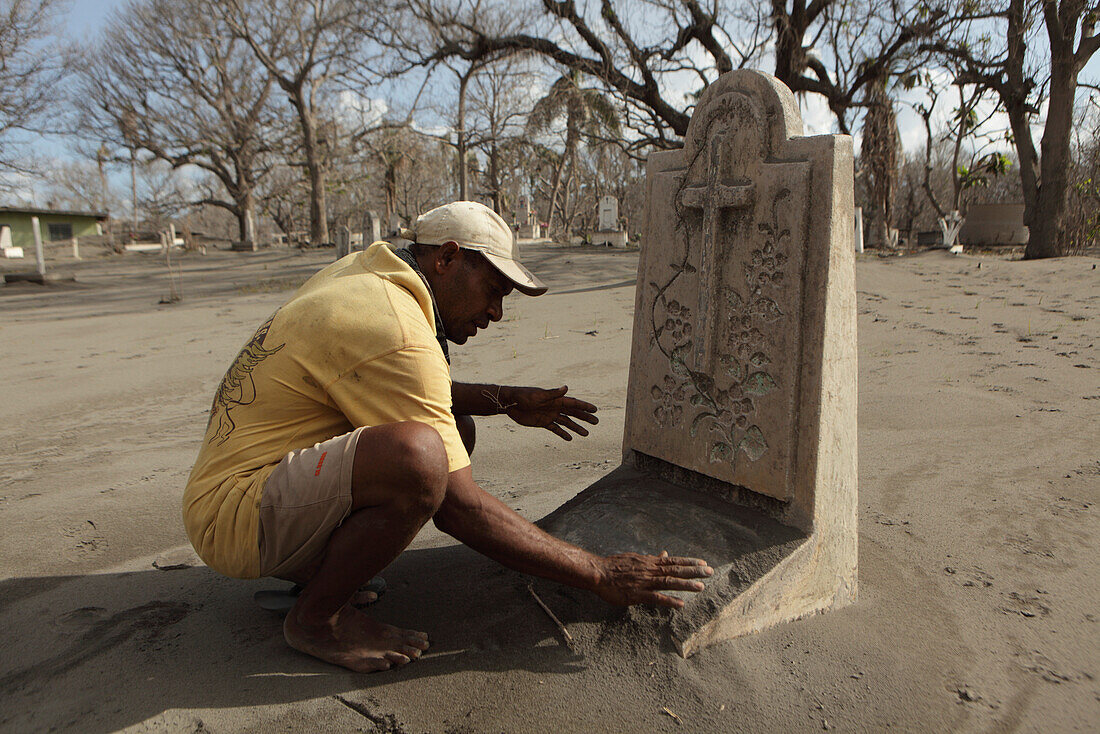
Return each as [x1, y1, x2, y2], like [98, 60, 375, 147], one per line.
[0, 206, 110, 219]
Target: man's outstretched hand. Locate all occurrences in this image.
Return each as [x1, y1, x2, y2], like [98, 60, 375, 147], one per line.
[592, 551, 714, 609]
[502, 385, 598, 441]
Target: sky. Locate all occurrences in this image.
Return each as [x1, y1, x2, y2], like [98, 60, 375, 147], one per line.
[66, 0, 122, 36]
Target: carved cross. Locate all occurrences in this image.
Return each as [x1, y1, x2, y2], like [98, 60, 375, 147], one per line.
[677, 136, 756, 371]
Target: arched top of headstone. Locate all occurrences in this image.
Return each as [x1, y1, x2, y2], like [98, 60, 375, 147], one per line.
[681, 69, 806, 162]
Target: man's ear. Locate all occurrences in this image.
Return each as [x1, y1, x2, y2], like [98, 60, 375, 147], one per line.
[433, 241, 462, 274]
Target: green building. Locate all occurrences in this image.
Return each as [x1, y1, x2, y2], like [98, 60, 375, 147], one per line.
[0, 207, 109, 252]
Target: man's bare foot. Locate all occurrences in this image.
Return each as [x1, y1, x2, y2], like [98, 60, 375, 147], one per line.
[283, 603, 430, 673]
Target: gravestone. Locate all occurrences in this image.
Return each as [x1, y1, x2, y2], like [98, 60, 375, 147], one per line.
[0, 224, 23, 258]
[335, 225, 352, 258]
[516, 197, 542, 239]
[540, 69, 857, 655]
[598, 195, 618, 231]
[363, 210, 382, 248]
[593, 195, 628, 248]
[389, 214, 404, 238]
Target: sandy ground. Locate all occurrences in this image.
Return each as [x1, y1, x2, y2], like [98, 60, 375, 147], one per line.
[0, 243, 1097, 733]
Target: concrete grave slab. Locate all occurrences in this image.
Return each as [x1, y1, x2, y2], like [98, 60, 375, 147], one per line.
[0, 224, 20, 257]
[335, 225, 352, 259]
[540, 69, 858, 656]
[598, 196, 619, 231]
[363, 210, 382, 248]
[594, 195, 628, 247]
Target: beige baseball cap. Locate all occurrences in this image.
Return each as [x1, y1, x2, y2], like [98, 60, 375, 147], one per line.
[400, 201, 547, 296]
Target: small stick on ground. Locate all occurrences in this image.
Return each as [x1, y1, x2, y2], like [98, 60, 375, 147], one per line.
[662, 706, 683, 725]
[527, 584, 574, 646]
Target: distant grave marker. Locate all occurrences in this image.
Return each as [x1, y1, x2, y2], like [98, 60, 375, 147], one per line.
[0, 224, 23, 258]
[363, 210, 382, 248]
[335, 225, 352, 259]
[593, 195, 627, 248]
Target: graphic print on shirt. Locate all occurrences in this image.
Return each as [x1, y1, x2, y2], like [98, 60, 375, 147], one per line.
[208, 313, 285, 445]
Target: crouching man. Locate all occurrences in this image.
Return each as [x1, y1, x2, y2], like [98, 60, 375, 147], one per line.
[183, 201, 713, 672]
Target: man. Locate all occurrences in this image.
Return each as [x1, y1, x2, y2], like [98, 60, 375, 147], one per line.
[184, 201, 712, 673]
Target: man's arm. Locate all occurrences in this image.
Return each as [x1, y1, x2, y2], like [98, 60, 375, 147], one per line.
[451, 382, 599, 440]
[432, 466, 713, 608]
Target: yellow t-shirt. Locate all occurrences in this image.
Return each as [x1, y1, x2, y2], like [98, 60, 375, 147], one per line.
[183, 243, 471, 578]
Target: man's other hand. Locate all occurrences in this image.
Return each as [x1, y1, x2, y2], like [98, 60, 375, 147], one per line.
[503, 385, 598, 440]
[592, 551, 714, 609]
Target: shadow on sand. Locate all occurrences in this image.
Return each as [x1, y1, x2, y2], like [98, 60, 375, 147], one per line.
[0, 543, 610, 732]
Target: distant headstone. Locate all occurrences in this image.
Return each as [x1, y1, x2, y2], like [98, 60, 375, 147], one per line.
[389, 214, 403, 237]
[363, 210, 382, 248]
[598, 196, 619, 231]
[854, 207, 864, 253]
[335, 225, 352, 258]
[0, 224, 22, 258]
[541, 69, 858, 656]
[593, 195, 627, 247]
[516, 200, 541, 239]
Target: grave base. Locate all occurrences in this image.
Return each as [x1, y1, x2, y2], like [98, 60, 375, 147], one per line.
[2, 271, 75, 285]
[539, 462, 821, 656]
[591, 231, 628, 248]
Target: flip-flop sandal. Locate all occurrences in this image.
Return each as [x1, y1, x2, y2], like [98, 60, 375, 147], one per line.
[253, 576, 387, 613]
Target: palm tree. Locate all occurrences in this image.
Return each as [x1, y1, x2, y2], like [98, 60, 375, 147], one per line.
[860, 77, 900, 249]
[526, 70, 620, 234]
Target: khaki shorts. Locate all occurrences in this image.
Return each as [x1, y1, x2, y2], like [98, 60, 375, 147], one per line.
[257, 426, 367, 578]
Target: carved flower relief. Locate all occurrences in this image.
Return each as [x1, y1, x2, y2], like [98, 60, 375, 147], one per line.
[650, 375, 686, 426]
[658, 299, 693, 343]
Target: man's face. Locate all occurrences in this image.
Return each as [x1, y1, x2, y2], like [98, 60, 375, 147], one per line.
[435, 247, 514, 345]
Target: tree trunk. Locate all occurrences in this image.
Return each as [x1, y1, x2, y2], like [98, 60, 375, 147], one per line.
[1025, 13, 1079, 259]
[770, 0, 806, 91]
[236, 188, 257, 249]
[457, 70, 470, 201]
[295, 93, 328, 247]
[545, 152, 566, 232]
[489, 139, 502, 213]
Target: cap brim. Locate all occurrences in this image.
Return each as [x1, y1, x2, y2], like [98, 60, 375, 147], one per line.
[482, 251, 547, 296]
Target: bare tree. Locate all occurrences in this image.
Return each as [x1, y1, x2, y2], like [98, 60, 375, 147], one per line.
[392, 0, 759, 149]
[39, 157, 121, 213]
[213, 0, 374, 246]
[770, 0, 948, 133]
[398, 0, 944, 151]
[926, 0, 1100, 258]
[77, 0, 277, 249]
[468, 55, 538, 213]
[0, 0, 69, 180]
[907, 69, 1012, 225]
